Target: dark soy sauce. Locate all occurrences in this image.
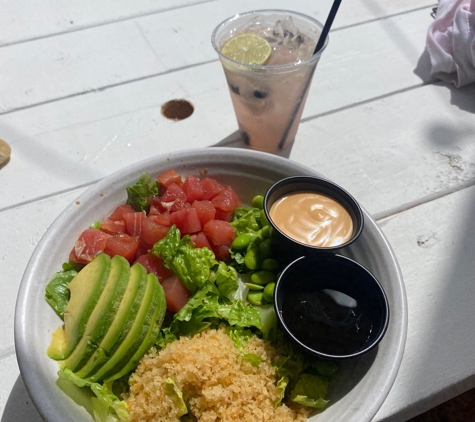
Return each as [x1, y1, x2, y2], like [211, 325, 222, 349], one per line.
[282, 289, 373, 355]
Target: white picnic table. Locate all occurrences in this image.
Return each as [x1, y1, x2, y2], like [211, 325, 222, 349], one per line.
[1, 0, 475, 421]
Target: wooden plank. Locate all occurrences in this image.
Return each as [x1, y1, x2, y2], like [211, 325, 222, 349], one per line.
[0, 4, 435, 113]
[0, 0, 211, 47]
[373, 183, 475, 421]
[0, 0, 435, 47]
[291, 82, 475, 217]
[0, 8, 441, 211]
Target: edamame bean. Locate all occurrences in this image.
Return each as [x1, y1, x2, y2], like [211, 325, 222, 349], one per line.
[244, 246, 260, 270]
[263, 282, 275, 302]
[231, 234, 251, 250]
[258, 239, 272, 260]
[261, 225, 270, 239]
[251, 195, 264, 209]
[245, 283, 264, 291]
[260, 209, 270, 227]
[246, 232, 262, 245]
[251, 270, 275, 285]
[261, 258, 279, 272]
[247, 291, 263, 306]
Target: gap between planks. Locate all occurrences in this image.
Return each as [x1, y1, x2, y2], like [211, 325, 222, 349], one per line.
[373, 179, 475, 222]
[0, 59, 217, 117]
[0, 0, 218, 49]
[0, 1, 434, 50]
[0, 347, 16, 363]
[330, 3, 437, 33]
[0, 4, 435, 118]
[2, 139, 475, 224]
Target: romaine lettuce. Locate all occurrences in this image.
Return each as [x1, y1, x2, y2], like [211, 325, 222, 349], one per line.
[289, 373, 329, 409]
[215, 262, 238, 298]
[151, 226, 218, 292]
[231, 206, 261, 235]
[126, 172, 158, 212]
[164, 378, 187, 417]
[160, 281, 261, 341]
[45, 269, 77, 319]
[58, 369, 128, 422]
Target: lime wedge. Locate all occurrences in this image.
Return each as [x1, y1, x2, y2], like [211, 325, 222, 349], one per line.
[221, 33, 272, 65]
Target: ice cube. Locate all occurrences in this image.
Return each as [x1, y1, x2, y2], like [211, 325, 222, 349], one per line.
[274, 17, 307, 52]
[275, 17, 298, 37]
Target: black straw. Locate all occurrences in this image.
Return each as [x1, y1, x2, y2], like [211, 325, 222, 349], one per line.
[314, 0, 343, 54]
[277, 0, 343, 149]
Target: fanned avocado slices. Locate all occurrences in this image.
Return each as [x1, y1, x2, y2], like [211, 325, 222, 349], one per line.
[104, 273, 166, 382]
[59, 255, 130, 372]
[88, 271, 162, 382]
[48, 253, 111, 360]
[74, 262, 148, 379]
[47, 254, 167, 383]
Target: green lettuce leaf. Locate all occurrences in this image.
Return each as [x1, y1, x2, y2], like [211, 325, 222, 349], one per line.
[274, 375, 289, 408]
[158, 281, 261, 344]
[152, 226, 217, 292]
[228, 327, 254, 349]
[231, 207, 261, 235]
[214, 262, 238, 298]
[58, 369, 128, 422]
[62, 261, 85, 272]
[164, 378, 188, 417]
[217, 299, 261, 328]
[173, 282, 219, 322]
[228, 273, 250, 302]
[242, 353, 262, 367]
[44, 269, 77, 319]
[289, 373, 329, 409]
[229, 250, 245, 266]
[155, 327, 178, 349]
[169, 283, 219, 336]
[256, 304, 277, 340]
[126, 172, 158, 212]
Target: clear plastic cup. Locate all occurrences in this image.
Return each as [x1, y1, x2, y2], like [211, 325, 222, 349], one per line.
[212, 10, 328, 153]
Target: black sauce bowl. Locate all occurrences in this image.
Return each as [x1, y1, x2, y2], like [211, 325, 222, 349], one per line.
[274, 254, 390, 360]
[264, 176, 364, 266]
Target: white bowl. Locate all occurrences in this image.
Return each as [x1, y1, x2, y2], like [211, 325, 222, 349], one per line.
[15, 147, 407, 422]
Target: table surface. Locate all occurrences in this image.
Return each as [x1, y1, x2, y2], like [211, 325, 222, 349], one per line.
[2, 1, 475, 421]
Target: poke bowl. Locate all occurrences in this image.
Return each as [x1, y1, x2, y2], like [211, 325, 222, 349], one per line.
[15, 147, 407, 422]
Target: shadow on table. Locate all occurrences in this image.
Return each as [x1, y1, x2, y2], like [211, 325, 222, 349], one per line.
[386, 69, 475, 419]
[210, 129, 293, 159]
[1, 376, 42, 422]
[414, 50, 475, 114]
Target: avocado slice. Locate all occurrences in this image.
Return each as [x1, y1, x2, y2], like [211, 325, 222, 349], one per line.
[47, 253, 111, 360]
[59, 255, 130, 372]
[88, 269, 163, 382]
[74, 262, 148, 379]
[104, 274, 166, 382]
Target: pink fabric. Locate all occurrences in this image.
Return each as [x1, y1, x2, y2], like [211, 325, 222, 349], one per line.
[426, 0, 475, 87]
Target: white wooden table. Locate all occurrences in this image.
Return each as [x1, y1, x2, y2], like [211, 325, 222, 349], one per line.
[2, 1, 475, 421]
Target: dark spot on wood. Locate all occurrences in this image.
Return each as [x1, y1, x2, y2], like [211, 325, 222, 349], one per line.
[161, 99, 194, 121]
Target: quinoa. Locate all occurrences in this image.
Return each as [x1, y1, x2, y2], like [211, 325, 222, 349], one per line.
[125, 328, 310, 422]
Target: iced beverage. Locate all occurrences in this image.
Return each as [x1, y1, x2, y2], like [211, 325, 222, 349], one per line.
[212, 10, 328, 153]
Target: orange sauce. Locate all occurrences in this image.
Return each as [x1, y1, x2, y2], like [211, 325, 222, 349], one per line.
[269, 191, 353, 247]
